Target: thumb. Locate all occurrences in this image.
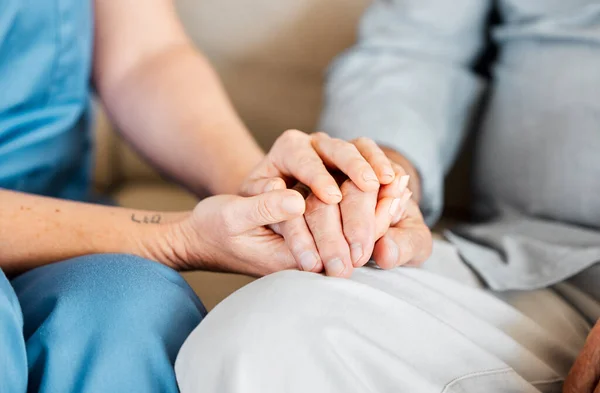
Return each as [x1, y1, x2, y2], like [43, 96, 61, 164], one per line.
[228, 190, 305, 233]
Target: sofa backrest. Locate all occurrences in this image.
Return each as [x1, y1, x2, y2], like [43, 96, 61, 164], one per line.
[99, 0, 371, 182]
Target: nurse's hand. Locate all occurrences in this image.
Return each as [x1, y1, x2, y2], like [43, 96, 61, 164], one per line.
[564, 320, 600, 393]
[166, 189, 306, 277]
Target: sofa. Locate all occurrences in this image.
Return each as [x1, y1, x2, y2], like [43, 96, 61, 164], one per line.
[93, 0, 468, 311]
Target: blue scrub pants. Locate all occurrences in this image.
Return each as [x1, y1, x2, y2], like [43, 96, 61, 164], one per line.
[0, 254, 205, 393]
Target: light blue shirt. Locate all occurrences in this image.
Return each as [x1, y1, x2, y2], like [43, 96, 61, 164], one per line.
[0, 0, 93, 201]
[322, 0, 600, 290]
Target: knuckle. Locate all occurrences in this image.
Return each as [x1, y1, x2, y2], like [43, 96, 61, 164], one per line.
[344, 223, 370, 243]
[312, 172, 336, 189]
[319, 238, 347, 255]
[296, 153, 319, 169]
[219, 207, 239, 235]
[351, 157, 370, 172]
[305, 202, 330, 220]
[280, 220, 306, 238]
[332, 144, 359, 165]
[282, 129, 305, 140]
[256, 198, 279, 222]
[355, 136, 375, 147]
[311, 131, 329, 140]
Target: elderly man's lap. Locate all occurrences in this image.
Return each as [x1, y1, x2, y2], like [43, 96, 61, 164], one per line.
[176, 240, 595, 393]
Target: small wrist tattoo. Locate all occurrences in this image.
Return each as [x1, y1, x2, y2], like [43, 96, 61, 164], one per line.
[131, 214, 162, 224]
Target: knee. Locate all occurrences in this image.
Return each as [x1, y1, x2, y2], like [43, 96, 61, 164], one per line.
[176, 271, 346, 388]
[13, 254, 205, 351]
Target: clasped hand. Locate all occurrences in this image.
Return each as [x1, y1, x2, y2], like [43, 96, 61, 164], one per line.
[171, 130, 432, 278]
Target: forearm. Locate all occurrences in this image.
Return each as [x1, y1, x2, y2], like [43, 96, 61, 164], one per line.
[0, 190, 187, 275]
[98, 44, 264, 196]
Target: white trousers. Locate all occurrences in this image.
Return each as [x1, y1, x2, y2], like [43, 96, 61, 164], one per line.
[176, 240, 600, 393]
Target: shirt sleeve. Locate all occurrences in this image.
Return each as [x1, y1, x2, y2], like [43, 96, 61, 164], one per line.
[319, 0, 493, 226]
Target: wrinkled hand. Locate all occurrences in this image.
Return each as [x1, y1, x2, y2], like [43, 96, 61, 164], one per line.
[240, 131, 394, 204]
[170, 189, 306, 277]
[273, 140, 431, 277]
[564, 320, 600, 393]
[277, 161, 430, 277]
[252, 136, 397, 277]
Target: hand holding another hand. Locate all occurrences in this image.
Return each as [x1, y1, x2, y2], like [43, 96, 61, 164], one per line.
[254, 136, 433, 278]
[163, 131, 432, 279]
[160, 131, 400, 277]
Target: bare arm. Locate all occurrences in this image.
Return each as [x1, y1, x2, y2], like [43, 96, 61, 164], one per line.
[0, 189, 182, 275]
[93, 0, 264, 196]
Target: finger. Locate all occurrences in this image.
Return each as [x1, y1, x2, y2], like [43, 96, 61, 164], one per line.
[391, 189, 413, 225]
[226, 189, 305, 233]
[304, 194, 353, 278]
[374, 173, 412, 237]
[374, 197, 403, 240]
[339, 180, 378, 267]
[352, 137, 395, 184]
[564, 322, 600, 393]
[241, 177, 287, 197]
[372, 223, 432, 269]
[311, 132, 380, 193]
[268, 130, 342, 204]
[278, 217, 324, 273]
[379, 164, 410, 200]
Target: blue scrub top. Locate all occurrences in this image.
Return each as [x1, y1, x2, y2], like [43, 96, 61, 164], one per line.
[0, 0, 94, 201]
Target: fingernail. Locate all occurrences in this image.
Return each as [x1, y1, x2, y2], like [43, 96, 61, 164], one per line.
[299, 251, 318, 271]
[389, 198, 402, 217]
[350, 243, 364, 264]
[326, 258, 346, 276]
[326, 186, 342, 199]
[281, 197, 304, 215]
[398, 175, 410, 192]
[363, 171, 379, 183]
[383, 167, 395, 180]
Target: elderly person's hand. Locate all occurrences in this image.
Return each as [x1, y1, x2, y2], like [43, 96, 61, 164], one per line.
[240, 131, 395, 204]
[257, 139, 433, 278]
[564, 320, 600, 393]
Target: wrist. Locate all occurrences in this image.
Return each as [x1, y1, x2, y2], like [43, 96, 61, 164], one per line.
[132, 212, 193, 271]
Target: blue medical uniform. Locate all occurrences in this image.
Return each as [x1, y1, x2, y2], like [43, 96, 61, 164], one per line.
[0, 2, 205, 392]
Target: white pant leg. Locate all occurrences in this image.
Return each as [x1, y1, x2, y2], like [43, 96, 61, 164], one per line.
[176, 240, 591, 393]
